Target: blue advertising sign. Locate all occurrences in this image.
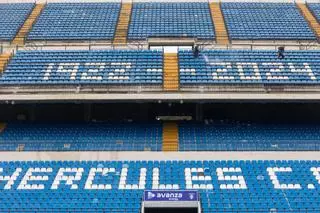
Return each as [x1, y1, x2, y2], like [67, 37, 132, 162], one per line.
[144, 190, 199, 202]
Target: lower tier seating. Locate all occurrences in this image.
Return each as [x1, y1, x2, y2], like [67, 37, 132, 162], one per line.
[0, 160, 319, 212]
[179, 50, 320, 84]
[179, 123, 320, 151]
[0, 50, 163, 85]
[0, 123, 162, 151]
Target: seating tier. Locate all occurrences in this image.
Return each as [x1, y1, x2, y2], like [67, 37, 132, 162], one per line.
[128, 2, 215, 40]
[179, 123, 320, 151]
[0, 50, 163, 85]
[28, 3, 120, 40]
[0, 123, 162, 151]
[221, 3, 316, 40]
[0, 160, 319, 212]
[179, 50, 320, 84]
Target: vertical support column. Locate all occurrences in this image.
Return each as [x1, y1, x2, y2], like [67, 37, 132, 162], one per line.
[12, 4, 46, 46]
[163, 53, 179, 92]
[113, 2, 133, 45]
[210, 2, 230, 45]
[296, 3, 320, 41]
[162, 122, 179, 152]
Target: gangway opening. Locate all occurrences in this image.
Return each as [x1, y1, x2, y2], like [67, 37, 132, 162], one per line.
[142, 190, 201, 213]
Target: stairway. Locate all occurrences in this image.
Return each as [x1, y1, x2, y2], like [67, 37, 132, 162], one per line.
[297, 3, 320, 41]
[209, 2, 230, 45]
[12, 3, 46, 46]
[163, 53, 179, 91]
[0, 52, 13, 73]
[113, 2, 132, 45]
[0, 123, 6, 133]
[162, 122, 179, 152]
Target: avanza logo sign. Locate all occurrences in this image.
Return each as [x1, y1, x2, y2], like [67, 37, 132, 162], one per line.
[144, 190, 198, 201]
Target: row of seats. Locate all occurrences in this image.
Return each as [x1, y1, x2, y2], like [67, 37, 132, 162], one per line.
[179, 50, 320, 84]
[221, 3, 316, 40]
[1, 3, 319, 41]
[1, 122, 320, 151]
[0, 160, 319, 212]
[0, 50, 163, 85]
[0, 123, 162, 151]
[0, 3, 34, 41]
[179, 123, 320, 151]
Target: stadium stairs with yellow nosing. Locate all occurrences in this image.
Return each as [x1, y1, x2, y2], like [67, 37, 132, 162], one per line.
[210, 2, 230, 45]
[12, 3, 46, 46]
[0, 53, 13, 73]
[162, 122, 179, 152]
[163, 53, 179, 92]
[297, 3, 320, 42]
[113, 2, 133, 45]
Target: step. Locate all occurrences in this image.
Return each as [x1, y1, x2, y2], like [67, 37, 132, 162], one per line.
[297, 3, 320, 40]
[163, 53, 179, 91]
[210, 2, 230, 45]
[162, 122, 179, 152]
[113, 2, 133, 45]
[12, 3, 46, 46]
[0, 53, 13, 73]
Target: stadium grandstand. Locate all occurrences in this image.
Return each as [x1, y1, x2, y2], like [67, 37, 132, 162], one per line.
[0, 0, 320, 212]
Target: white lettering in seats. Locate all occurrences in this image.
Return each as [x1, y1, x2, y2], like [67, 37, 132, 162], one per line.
[288, 63, 316, 80]
[108, 62, 131, 80]
[210, 62, 234, 80]
[85, 168, 115, 190]
[185, 168, 213, 190]
[81, 63, 105, 80]
[57, 63, 80, 80]
[18, 168, 51, 190]
[51, 168, 83, 190]
[0, 168, 22, 190]
[43, 63, 55, 80]
[267, 167, 301, 189]
[152, 168, 179, 190]
[216, 167, 247, 189]
[119, 168, 146, 190]
[236, 62, 261, 80]
[262, 63, 288, 80]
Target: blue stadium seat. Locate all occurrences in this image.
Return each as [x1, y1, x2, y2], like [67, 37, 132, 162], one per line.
[28, 3, 120, 40]
[179, 49, 320, 84]
[221, 3, 316, 40]
[0, 3, 34, 41]
[179, 123, 320, 151]
[0, 123, 162, 151]
[0, 160, 319, 212]
[0, 50, 163, 85]
[128, 2, 215, 40]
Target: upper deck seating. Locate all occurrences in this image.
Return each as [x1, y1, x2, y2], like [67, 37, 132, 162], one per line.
[0, 50, 163, 85]
[308, 3, 320, 22]
[28, 3, 120, 40]
[0, 3, 34, 41]
[179, 123, 320, 151]
[0, 160, 319, 212]
[128, 2, 215, 40]
[0, 123, 162, 151]
[179, 49, 320, 85]
[221, 3, 316, 40]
